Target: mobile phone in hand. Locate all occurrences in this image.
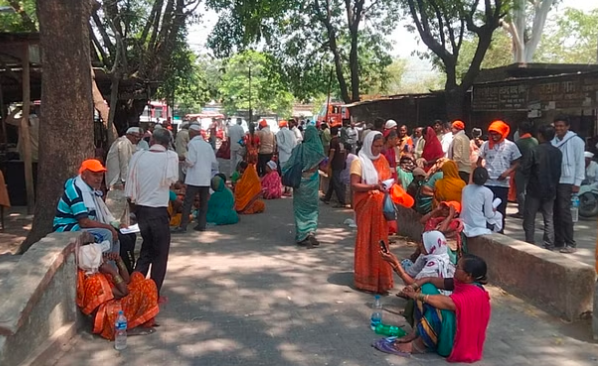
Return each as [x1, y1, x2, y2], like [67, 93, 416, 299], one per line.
[379, 240, 389, 254]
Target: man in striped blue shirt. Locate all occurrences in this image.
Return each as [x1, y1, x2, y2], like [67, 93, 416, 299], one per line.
[53, 159, 119, 253]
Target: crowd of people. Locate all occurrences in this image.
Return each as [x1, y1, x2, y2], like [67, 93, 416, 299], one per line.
[49, 112, 593, 362]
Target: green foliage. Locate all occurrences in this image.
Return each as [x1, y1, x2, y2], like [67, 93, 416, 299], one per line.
[456, 29, 513, 80]
[0, 0, 36, 32]
[155, 36, 220, 116]
[535, 8, 598, 64]
[218, 50, 294, 116]
[207, 0, 401, 102]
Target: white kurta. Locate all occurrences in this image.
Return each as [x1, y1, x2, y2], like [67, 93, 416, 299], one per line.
[105, 136, 136, 189]
[276, 127, 297, 166]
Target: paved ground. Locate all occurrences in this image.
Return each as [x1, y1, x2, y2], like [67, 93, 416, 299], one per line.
[504, 204, 597, 267]
[44, 198, 598, 366]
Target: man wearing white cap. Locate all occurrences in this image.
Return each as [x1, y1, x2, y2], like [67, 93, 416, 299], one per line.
[105, 127, 141, 190]
[384, 119, 398, 131]
[173, 124, 218, 233]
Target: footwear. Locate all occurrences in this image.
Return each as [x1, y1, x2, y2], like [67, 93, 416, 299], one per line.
[508, 213, 523, 219]
[559, 246, 577, 254]
[308, 235, 320, 247]
[297, 238, 312, 248]
[543, 246, 555, 252]
[193, 226, 206, 232]
[170, 227, 186, 234]
[320, 198, 330, 204]
[332, 203, 349, 209]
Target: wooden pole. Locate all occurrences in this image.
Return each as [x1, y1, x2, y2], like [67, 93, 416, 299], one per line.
[21, 44, 35, 214]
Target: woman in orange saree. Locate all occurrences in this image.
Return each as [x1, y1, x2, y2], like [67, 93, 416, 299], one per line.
[234, 164, 266, 214]
[76, 243, 159, 340]
[350, 131, 394, 294]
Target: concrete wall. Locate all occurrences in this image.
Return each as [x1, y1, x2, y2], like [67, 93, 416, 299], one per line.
[395, 204, 595, 322]
[0, 232, 82, 366]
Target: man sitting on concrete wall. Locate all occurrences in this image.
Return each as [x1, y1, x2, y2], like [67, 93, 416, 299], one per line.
[52, 159, 120, 255]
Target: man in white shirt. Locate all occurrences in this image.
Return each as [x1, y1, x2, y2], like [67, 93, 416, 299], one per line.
[290, 119, 303, 144]
[125, 128, 179, 295]
[448, 120, 471, 183]
[478, 121, 521, 233]
[551, 116, 585, 253]
[105, 127, 141, 190]
[440, 122, 454, 157]
[276, 120, 297, 168]
[228, 118, 246, 176]
[173, 125, 219, 233]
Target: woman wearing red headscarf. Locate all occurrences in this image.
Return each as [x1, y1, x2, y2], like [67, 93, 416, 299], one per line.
[420, 127, 444, 172]
[477, 121, 521, 232]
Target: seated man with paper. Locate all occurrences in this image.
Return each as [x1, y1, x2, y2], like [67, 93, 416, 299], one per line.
[53, 159, 137, 271]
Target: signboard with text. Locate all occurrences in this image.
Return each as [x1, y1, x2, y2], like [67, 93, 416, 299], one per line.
[472, 72, 598, 112]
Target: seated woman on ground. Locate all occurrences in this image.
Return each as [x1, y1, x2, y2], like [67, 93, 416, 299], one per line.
[167, 182, 185, 227]
[381, 230, 455, 290]
[76, 236, 159, 340]
[206, 174, 239, 226]
[234, 163, 266, 214]
[433, 160, 466, 209]
[390, 254, 491, 363]
[410, 166, 444, 215]
[416, 201, 464, 264]
[397, 154, 415, 191]
[261, 160, 282, 199]
[231, 162, 247, 192]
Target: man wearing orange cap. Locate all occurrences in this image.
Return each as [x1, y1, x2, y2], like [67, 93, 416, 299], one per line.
[53, 159, 120, 254]
[448, 120, 471, 183]
[477, 120, 521, 232]
[256, 119, 276, 176]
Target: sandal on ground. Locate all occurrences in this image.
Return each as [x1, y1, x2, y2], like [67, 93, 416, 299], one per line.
[372, 337, 411, 358]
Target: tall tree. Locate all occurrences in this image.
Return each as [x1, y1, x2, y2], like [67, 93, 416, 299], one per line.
[22, 0, 95, 251]
[404, 0, 507, 119]
[208, 0, 399, 103]
[535, 8, 598, 64]
[501, 0, 558, 63]
[90, 0, 200, 135]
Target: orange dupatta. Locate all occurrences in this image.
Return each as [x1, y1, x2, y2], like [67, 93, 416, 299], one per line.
[234, 164, 265, 214]
[353, 155, 395, 293]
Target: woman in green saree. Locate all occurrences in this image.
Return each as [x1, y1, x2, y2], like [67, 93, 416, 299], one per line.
[206, 175, 239, 226]
[283, 126, 326, 247]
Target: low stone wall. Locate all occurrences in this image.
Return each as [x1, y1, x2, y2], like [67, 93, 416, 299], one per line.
[395, 204, 595, 322]
[0, 232, 82, 366]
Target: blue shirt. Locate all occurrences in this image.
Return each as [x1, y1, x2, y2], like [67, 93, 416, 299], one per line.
[53, 178, 96, 232]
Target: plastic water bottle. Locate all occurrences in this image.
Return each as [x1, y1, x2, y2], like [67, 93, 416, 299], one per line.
[571, 194, 580, 223]
[370, 295, 382, 330]
[114, 310, 127, 350]
[374, 323, 407, 337]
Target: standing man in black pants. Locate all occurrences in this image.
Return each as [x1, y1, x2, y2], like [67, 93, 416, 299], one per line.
[173, 124, 219, 233]
[477, 121, 521, 233]
[551, 116, 586, 253]
[125, 128, 179, 297]
[521, 124, 561, 250]
[321, 126, 348, 208]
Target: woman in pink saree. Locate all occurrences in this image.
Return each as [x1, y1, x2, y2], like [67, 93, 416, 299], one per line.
[380, 254, 490, 363]
[261, 160, 282, 199]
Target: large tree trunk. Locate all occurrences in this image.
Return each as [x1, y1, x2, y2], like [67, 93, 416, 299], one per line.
[349, 31, 360, 102]
[21, 0, 94, 253]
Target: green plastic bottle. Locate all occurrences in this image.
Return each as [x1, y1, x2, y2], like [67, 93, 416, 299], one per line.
[374, 323, 407, 337]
